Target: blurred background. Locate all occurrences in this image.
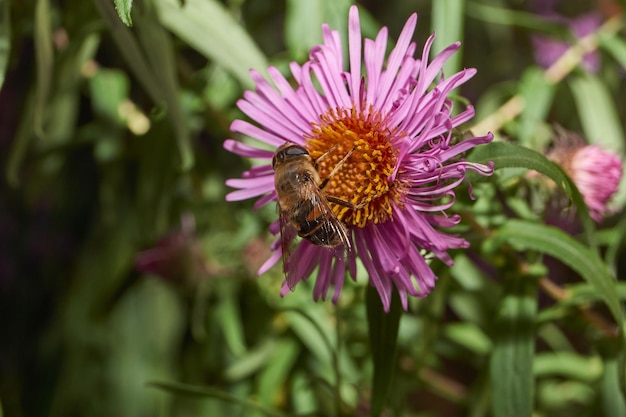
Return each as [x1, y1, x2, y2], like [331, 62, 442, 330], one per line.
[2, 0, 626, 416]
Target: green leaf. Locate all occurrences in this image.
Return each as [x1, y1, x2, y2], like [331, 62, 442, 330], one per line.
[8, 0, 54, 184]
[466, 2, 566, 35]
[539, 283, 626, 324]
[603, 216, 626, 271]
[533, 352, 602, 382]
[154, 0, 268, 89]
[216, 294, 247, 357]
[283, 307, 334, 364]
[0, 0, 10, 90]
[490, 274, 537, 417]
[224, 340, 277, 381]
[444, 322, 492, 355]
[48, 33, 101, 145]
[284, 0, 351, 61]
[537, 380, 595, 410]
[565, 283, 626, 305]
[468, 141, 595, 241]
[147, 380, 287, 417]
[431, 0, 465, 76]
[569, 73, 625, 154]
[366, 286, 402, 417]
[134, 2, 193, 169]
[285, 0, 323, 61]
[601, 354, 626, 417]
[517, 67, 555, 147]
[598, 31, 626, 70]
[257, 338, 300, 407]
[88, 69, 130, 122]
[94, 0, 193, 169]
[113, 0, 133, 26]
[6, 94, 35, 185]
[34, 0, 53, 138]
[93, 0, 164, 104]
[487, 219, 623, 326]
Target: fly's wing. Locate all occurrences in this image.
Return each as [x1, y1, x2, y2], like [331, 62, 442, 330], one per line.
[278, 207, 297, 277]
[284, 189, 351, 290]
[307, 188, 351, 252]
[323, 211, 352, 263]
[320, 198, 354, 280]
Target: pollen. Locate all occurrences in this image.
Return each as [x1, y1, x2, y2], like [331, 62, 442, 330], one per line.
[306, 107, 404, 228]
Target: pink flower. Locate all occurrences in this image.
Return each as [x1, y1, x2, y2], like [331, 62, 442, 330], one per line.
[568, 145, 623, 221]
[134, 214, 206, 284]
[224, 6, 493, 311]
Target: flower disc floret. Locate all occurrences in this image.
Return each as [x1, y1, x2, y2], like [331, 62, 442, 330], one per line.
[307, 107, 403, 227]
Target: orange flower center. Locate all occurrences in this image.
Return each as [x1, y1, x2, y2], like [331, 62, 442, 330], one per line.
[306, 107, 404, 228]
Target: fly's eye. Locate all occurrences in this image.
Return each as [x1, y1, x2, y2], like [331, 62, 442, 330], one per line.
[284, 145, 308, 157]
[273, 144, 308, 168]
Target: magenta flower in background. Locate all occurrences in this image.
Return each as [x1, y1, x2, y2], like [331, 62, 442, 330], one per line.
[566, 145, 623, 221]
[224, 6, 493, 311]
[531, 10, 602, 73]
[135, 214, 207, 284]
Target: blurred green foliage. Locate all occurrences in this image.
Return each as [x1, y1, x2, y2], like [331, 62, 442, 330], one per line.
[1, 0, 626, 416]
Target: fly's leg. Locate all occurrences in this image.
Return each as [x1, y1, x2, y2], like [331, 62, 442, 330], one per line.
[326, 195, 374, 210]
[318, 145, 377, 209]
[318, 146, 357, 190]
[315, 144, 339, 166]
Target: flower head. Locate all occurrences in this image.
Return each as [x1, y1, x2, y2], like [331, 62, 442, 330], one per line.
[548, 127, 623, 222]
[560, 147, 622, 222]
[569, 146, 622, 220]
[224, 6, 493, 311]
